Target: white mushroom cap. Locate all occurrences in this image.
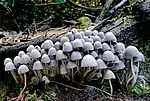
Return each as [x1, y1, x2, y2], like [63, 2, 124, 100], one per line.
[66, 32, 74, 41]
[35, 45, 41, 51]
[114, 42, 125, 53]
[60, 37, 70, 45]
[26, 45, 35, 53]
[42, 76, 50, 84]
[105, 32, 117, 42]
[91, 51, 98, 58]
[134, 51, 145, 62]
[102, 43, 111, 51]
[81, 55, 97, 67]
[67, 61, 77, 69]
[74, 32, 82, 39]
[18, 51, 25, 57]
[71, 51, 82, 60]
[48, 47, 57, 56]
[94, 41, 102, 49]
[102, 51, 115, 61]
[79, 31, 85, 37]
[30, 49, 41, 59]
[83, 36, 89, 42]
[87, 38, 94, 44]
[93, 36, 101, 42]
[88, 26, 95, 30]
[60, 65, 67, 74]
[21, 54, 31, 64]
[41, 49, 47, 55]
[5, 62, 16, 71]
[113, 60, 125, 70]
[96, 59, 107, 69]
[13, 56, 21, 65]
[104, 70, 116, 79]
[41, 54, 50, 63]
[4, 58, 12, 65]
[124, 45, 139, 59]
[18, 65, 29, 74]
[80, 39, 86, 45]
[114, 55, 119, 63]
[85, 30, 92, 37]
[42, 40, 54, 49]
[33, 61, 43, 70]
[56, 50, 67, 60]
[72, 39, 83, 49]
[92, 30, 98, 36]
[54, 41, 61, 50]
[71, 28, 78, 34]
[98, 32, 105, 39]
[84, 42, 94, 51]
[50, 59, 57, 67]
[63, 42, 73, 52]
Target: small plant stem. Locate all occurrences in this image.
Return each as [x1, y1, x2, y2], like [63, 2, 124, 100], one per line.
[71, 68, 74, 82]
[109, 79, 113, 95]
[10, 70, 19, 84]
[37, 70, 42, 81]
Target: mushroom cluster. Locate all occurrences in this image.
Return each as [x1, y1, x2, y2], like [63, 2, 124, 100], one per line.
[4, 28, 145, 95]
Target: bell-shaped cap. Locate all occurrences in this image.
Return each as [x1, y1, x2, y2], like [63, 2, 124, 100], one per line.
[33, 61, 43, 70]
[96, 59, 107, 69]
[71, 51, 82, 60]
[103, 70, 115, 79]
[105, 32, 117, 42]
[71, 28, 78, 34]
[72, 39, 83, 49]
[21, 54, 31, 64]
[48, 47, 57, 56]
[134, 51, 145, 62]
[93, 36, 101, 42]
[91, 51, 98, 58]
[113, 60, 125, 70]
[18, 51, 25, 57]
[18, 65, 29, 74]
[30, 49, 41, 59]
[74, 32, 82, 39]
[87, 38, 94, 44]
[81, 55, 97, 67]
[84, 42, 94, 51]
[124, 45, 139, 59]
[41, 49, 47, 56]
[26, 45, 35, 53]
[60, 65, 67, 74]
[50, 59, 57, 67]
[35, 45, 41, 51]
[94, 41, 102, 49]
[41, 54, 50, 63]
[114, 55, 119, 63]
[83, 36, 89, 42]
[13, 56, 21, 65]
[79, 31, 85, 37]
[56, 50, 67, 60]
[92, 30, 98, 36]
[114, 42, 125, 53]
[102, 43, 111, 51]
[5, 62, 16, 71]
[54, 41, 61, 50]
[66, 32, 74, 41]
[85, 30, 92, 37]
[63, 42, 73, 52]
[60, 37, 70, 45]
[98, 32, 105, 39]
[67, 61, 77, 69]
[102, 51, 115, 61]
[4, 58, 12, 65]
[42, 40, 54, 49]
[80, 39, 86, 45]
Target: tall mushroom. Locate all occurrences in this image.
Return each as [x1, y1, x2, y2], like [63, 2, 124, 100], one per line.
[72, 39, 83, 50]
[48, 47, 57, 59]
[63, 42, 73, 59]
[33, 61, 43, 81]
[84, 42, 94, 54]
[41, 54, 50, 75]
[60, 36, 70, 45]
[30, 49, 41, 61]
[42, 40, 54, 52]
[67, 61, 77, 81]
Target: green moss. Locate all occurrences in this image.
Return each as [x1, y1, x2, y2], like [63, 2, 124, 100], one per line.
[0, 83, 7, 101]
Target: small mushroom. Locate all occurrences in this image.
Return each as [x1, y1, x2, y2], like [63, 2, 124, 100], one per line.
[33, 61, 43, 80]
[63, 42, 73, 59]
[91, 51, 98, 58]
[84, 42, 94, 53]
[26, 45, 35, 53]
[102, 51, 115, 63]
[96, 59, 107, 69]
[93, 36, 101, 42]
[54, 41, 61, 50]
[13, 56, 21, 67]
[102, 43, 111, 52]
[18, 65, 29, 99]
[94, 41, 102, 54]
[35, 45, 41, 51]
[41, 54, 50, 75]
[72, 39, 83, 50]
[71, 28, 78, 34]
[92, 30, 98, 36]
[60, 36, 70, 45]
[85, 30, 92, 37]
[74, 32, 82, 39]
[98, 32, 105, 42]
[18, 51, 25, 57]
[66, 32, 74, 41]
[41, 49, 47, 56]
[4, 58, 12, 65]
[103, 70, 116, 95]
[50, 59, 57, 77]
[113, 60, 125, 70]
[67, 61, 77, 81]
[42, 40, 54, 51]
[60, 64, 70, 80]
[114, 55, 120, 64]
[20, 54, 31, 65]
[79, 31, 85, 37]
[114, 42, 125, 59]
[83, 36, 89, 42]
[42, 76, 50, 84]
[87, 38, 94, 44]
[5, 62, 19, 84]
[80, 39, 86, 45]
[30, 49, 41, 60]
[48, 47, 57, 59]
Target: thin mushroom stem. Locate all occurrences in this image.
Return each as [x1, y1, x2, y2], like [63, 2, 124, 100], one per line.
[10, 70, 19, 84]
[37, 70, 42, 81]
[86, 69, 98, 81]
[71, 68, 74, 82]
[130, 58, 136, 88]
[19, 74, 24, 84]
[109, 79, 113, 95]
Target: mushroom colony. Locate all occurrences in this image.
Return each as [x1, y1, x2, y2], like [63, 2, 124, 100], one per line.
[4, 28, 145, 95]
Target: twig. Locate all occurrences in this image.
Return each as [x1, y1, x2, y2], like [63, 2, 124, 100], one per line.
[37, 16, 52, 25]
[50, 81, 82, 91]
